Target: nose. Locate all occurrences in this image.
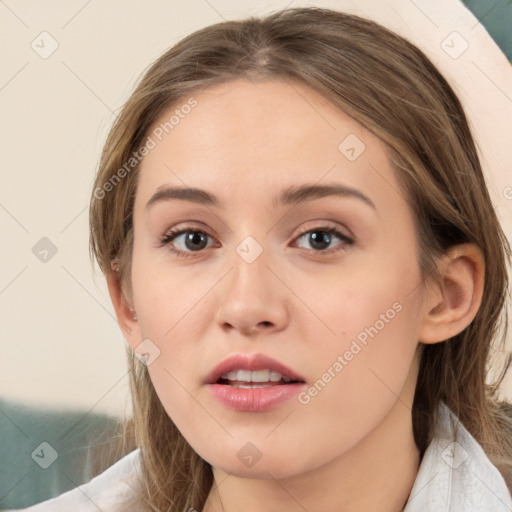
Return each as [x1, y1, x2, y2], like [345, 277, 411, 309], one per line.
[213, 247, 290, 336]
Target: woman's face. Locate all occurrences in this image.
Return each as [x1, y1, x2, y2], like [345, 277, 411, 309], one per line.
[127, 78, 429, 478]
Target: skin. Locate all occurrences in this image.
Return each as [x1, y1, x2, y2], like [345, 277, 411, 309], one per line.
[107, 78, 484, 512]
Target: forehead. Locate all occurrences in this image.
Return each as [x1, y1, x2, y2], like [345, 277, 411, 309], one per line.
[147, 78, 366, 149]
[135, 78, 402, 214]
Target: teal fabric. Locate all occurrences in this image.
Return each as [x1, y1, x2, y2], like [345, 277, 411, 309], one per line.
[463, 0, 512, 60]
[0, 399, 121, 510]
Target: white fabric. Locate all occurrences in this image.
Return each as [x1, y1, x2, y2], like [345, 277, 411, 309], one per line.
[403, 402, 512, 511]
[9, 402, 511, 511]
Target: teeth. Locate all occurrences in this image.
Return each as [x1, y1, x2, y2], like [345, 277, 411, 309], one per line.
[238, 369, 252, 381]
[269, 371, 282, 382]
[220, 369, 293, 383]
[233, 383, 273, 389]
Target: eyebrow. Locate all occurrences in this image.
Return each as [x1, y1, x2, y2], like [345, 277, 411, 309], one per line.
[145, 182, 376, 211]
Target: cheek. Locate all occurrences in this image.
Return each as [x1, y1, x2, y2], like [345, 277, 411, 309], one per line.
[130, 243, 213, 339]
[301, 246, 420, 350]
[144, 358, 213, 458]
[299, 250, 422, 406]
[129, 247, 216, 409]
[292, 293, 420, 455]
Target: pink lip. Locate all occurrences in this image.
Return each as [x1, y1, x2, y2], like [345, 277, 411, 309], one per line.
[204, 353, 307, 413]
[208, 382, 306, 412]
[203, 353, 306, 385]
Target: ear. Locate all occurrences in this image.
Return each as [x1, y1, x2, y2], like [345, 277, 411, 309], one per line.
[418, 243, 485, 344]
[106, 270, 141, 350]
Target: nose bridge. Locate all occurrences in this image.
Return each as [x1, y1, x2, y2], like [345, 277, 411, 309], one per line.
[225, 236, 271, 305]
[214, 234, 289, 334]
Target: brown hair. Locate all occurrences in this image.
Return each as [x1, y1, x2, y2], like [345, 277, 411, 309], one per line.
[89, 7, 512, 511]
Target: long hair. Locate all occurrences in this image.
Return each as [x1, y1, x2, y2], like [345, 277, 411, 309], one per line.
[89, 7, 512, 511]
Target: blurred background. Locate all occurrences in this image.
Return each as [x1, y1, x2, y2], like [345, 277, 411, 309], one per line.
[1, 0, 511, 508]
[463, 0, 511, 61]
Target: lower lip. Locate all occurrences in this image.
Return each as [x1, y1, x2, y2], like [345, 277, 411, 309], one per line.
[208, 382, 305, 412]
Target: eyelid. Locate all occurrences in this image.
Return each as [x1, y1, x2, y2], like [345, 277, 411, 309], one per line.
[158, 220, 351, 244]
[295, 220, 352, 239]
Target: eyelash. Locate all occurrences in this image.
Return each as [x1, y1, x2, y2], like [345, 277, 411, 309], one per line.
[158, 225, 354, 259]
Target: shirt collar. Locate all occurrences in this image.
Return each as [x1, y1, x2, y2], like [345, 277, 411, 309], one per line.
[404, 401, 512, 511]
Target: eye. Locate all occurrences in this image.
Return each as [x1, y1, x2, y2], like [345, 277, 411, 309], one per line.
[293, 226, 353, 255]
[158, 228, 217, 259]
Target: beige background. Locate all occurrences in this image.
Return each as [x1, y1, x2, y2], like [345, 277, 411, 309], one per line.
[1, 0, 511, 419]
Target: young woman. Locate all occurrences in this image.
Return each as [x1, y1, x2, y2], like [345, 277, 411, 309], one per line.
[14, 4, 512, 512]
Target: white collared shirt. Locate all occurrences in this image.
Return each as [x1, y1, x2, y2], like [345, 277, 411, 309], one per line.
[10, 401, 512, 511]
[403, 401, 512, 511]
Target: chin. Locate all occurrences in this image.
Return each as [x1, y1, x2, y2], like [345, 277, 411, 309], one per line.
[202, 445, 317, 480]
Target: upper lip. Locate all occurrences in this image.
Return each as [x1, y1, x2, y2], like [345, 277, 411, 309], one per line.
[204, 353, 306, 384]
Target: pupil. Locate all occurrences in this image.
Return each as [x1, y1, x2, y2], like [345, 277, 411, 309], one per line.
[185, 232, 207, 251]
[310, 231, 330, 250]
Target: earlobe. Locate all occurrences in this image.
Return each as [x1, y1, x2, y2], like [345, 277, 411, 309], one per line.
[418, 243, 485, 344]
[106, 271, 140, 349]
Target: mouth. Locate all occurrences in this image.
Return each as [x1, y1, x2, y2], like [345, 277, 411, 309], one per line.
[204, 353, 307, 386]
[204, 353, 306, 412]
